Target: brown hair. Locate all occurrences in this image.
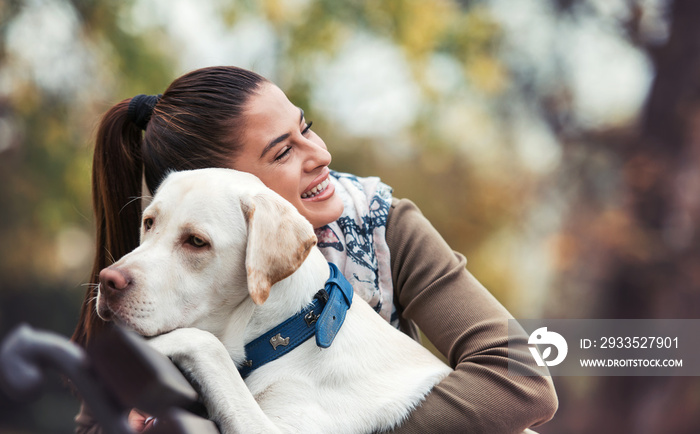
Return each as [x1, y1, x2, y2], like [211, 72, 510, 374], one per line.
[72, 66, 268, 347]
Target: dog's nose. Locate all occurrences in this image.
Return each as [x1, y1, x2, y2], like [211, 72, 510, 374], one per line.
[99, 267, 131, 294]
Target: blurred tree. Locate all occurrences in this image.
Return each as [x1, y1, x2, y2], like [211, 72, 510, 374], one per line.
[544, 0, 700, 432]
[592, 1, 700, 432]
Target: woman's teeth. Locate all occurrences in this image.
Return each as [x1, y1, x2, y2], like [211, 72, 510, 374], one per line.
[302, 178, 330, 199]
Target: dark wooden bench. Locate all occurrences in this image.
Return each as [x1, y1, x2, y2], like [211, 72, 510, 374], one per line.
[0, 324, 219, 434]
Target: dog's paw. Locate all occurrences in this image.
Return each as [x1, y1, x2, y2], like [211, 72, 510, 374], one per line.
[148, 328, 223, 361]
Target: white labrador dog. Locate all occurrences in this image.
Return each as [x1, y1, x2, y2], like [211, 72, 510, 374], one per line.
[96, 168, 451, 433]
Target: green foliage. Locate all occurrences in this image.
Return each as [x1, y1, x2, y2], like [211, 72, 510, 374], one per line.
[0, 0, 176, 285]
[0, 0, 513, 291]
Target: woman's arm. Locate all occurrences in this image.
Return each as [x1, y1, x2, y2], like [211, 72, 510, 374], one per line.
[386, 199, 558, 434]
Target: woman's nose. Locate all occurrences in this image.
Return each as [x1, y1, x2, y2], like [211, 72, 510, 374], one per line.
[302, 139, 332, 171]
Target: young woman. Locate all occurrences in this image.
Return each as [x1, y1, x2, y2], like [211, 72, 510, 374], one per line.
[73, 66, 557, 433]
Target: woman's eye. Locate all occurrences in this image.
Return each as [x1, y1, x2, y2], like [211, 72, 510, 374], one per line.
[274, 146, 292, 161]
[302, 120, 313, 136]
[188, 235, 208, 248]
[144, 218, 154, 231]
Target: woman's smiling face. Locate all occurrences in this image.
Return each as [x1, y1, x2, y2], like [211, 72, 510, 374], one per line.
[231, 82, 344, 229]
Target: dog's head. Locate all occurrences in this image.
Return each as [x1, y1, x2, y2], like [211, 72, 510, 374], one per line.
[96, 168, 317, 336]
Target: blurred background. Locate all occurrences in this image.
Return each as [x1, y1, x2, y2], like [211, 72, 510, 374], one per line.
[1, 0, 699, 432]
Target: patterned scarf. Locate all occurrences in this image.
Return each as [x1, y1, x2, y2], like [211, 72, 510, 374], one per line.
[314, 171, 399, 328]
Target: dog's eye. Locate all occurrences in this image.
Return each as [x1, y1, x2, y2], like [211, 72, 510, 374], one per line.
[143, 218, 154, 231]
[188, 235, 208, 248]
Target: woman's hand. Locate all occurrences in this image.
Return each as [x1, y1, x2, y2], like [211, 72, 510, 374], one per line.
[128, 409, 156, 432]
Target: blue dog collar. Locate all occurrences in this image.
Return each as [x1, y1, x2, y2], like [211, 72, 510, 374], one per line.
[238, 263, 353, 378]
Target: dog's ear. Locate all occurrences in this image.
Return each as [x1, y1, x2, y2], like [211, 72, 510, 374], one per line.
[242, 193, 317, 305]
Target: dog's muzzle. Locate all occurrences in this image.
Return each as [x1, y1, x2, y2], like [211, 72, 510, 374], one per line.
[96, 266, 134, 321]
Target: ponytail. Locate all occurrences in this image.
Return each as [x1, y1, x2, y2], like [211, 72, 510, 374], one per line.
[72, 99, 145, 347]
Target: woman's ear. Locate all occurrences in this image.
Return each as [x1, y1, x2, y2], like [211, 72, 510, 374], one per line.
[241, 192, 317, 304]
